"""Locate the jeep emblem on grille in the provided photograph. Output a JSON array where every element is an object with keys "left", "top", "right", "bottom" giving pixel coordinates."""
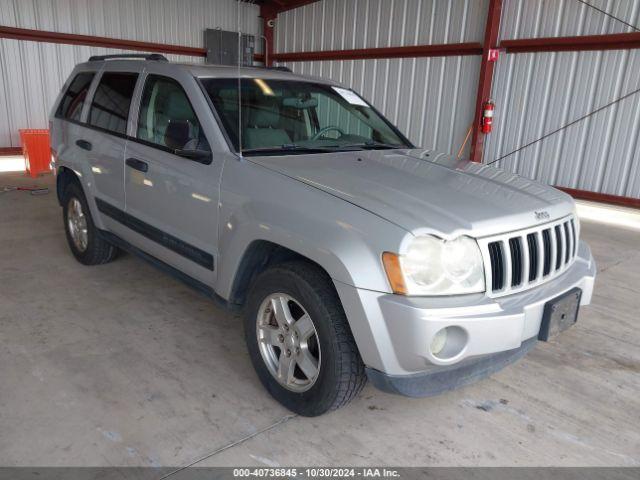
[{"left": 535, "top": 210, "right": 550, "bottom": 221}]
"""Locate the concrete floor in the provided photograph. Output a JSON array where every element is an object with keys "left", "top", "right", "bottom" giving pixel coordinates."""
[{"left": 0, "top": 170, "right": 639, "bottom": 467}]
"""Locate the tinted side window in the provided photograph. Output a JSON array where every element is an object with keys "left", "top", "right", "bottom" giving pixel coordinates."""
[
  {"left": 137, "top": 75, "right": 210, "bottom": 152},
  {"left": 56, "top": 72, "right": 95, "bottom": 121},
  {"left": 88, "top": 72, "right": 138, "bottom": 135}
]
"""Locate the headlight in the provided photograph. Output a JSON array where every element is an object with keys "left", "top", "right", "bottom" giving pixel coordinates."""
[{"left": 382, "top": 235, "right": 485, "bottom": 296}]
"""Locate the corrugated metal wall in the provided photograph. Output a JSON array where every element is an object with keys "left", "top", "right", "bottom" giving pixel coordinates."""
[
  {"left": 0, "top": 0, "right": 260, "bottom": 147},
  {"left": 485, "top": 0, "right": 640, "bottom": 198},
  {"left": 499, "top": 0, "right": 639, "bottom": 38},
  {"left": 275, "top": 0, "right": 486, "bottom": 156}
]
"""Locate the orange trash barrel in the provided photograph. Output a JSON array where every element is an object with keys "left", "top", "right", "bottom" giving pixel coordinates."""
[{"left": 19, "top": 129, "right": 51, "bottom": 178}]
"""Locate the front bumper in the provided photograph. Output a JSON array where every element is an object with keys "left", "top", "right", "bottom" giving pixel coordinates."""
[{"left": 333, "top": 240, "right": 596, "bottom": 395}]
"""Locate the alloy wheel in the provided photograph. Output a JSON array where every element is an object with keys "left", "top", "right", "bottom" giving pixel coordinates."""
[
  {"left": 67, "top": 197, "right": 88, "bottom": 252},
  {"left": 256, "top": 293, "right": 321, "bottom": 392}
]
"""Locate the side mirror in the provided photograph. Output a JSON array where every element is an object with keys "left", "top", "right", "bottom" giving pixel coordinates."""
[{"left": 174, "top": 148, "right": 212, "bottom": 163}]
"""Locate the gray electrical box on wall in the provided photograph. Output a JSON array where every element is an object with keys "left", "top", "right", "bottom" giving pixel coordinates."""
[{"left": 204, "top": 29, "right": 255, "bottom": 66}]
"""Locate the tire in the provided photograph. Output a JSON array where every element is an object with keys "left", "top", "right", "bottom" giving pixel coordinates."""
[
  {"left": 62, "top": 181, "right": 118, "bottom": 265},
  {"left": 244, "top": 261, "right": 366, "bottom": 416}
]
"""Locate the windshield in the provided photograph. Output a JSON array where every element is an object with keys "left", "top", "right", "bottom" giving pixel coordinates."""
[{"left": 200, "top": 77, "right": 411, "bottom": 155}]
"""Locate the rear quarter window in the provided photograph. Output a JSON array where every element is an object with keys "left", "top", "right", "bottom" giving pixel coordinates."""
[
  {"left": 88, "top": 72, "right": 139, "bottom": 135},
  {"left": 56, "top": 72, "right": 95, "bottom": 121}
]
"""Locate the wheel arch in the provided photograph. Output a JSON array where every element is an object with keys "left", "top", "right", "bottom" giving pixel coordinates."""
[
  {"left": 228, "top": 239, "right": 333, "bottom": 308},
  {"left": 56, "top": 165, "right": 107, "bottom": 231},
  {"left": 56, "top": 166, "right": 80, "bottom": 205}
]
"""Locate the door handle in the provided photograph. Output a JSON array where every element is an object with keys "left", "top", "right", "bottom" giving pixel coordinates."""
[
  {"left": 76, "top": 139, "right": 92, "bottom": 151},
  {"left": 126, "top": 157, "right": 148, "bottom": 173}
]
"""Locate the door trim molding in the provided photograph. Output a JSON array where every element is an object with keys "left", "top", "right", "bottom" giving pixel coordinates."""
[{"left": 95, "top": 198, "right": 214, "bottom": 271}]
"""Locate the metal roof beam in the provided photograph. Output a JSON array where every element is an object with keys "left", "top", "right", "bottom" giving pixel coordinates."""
[{"left": 501, "top": 32, "right": 640, "bottom": 53}]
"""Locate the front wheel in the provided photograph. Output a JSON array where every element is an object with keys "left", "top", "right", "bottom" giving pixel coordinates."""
[{"left": 244, "top": 262, "right": 366, "bottom": 416}]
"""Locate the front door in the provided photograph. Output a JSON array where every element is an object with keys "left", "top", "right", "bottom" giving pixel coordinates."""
[{"left": 123, "top": 73, "right": 221, "bottom": 285}]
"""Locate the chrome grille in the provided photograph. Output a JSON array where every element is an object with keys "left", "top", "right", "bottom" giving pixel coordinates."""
[{"left": 479, "top": 215, "right": 579, "bottom": 297}]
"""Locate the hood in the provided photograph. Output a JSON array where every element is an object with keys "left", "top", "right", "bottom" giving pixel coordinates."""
[{"left": 248, "top": 149, "right": 574, "bottom": 237}]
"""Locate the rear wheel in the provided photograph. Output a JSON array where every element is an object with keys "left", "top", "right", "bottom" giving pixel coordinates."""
[
  {"left": 63, "top": 182, "right": 118, "bottom": 265},
  {"left": 244, "top": 261, "right": 366, "bottom": 416}
]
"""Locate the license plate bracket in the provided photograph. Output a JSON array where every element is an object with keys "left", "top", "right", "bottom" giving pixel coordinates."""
[{"left": 538, "top": 287, "right": 582, "bottom": 341}]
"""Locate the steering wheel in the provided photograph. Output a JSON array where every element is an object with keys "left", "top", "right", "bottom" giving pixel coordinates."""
[{"left": 312, "top": 126, "right": 345, "bottom": 141}]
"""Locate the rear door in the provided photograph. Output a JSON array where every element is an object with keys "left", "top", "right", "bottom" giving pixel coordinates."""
[
  {"left": 81, "top": 64, "right": 141, "bottom": 235},
  {"left": 50, "top": 68, "right": 97, "bottom": 184},
  {"left": 123, "top": 71, "right": 222, "bottom": 285}
]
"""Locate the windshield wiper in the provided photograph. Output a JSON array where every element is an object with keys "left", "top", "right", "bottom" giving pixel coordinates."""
[
  {"left": 242, "top": 144, "right": 336, "bottom": 155},
  {"left": 242, "top": 141, "right": 406, "bottom": 156},
  {"left": 324, "top": 141, "right": 405, "bottom": 151}
]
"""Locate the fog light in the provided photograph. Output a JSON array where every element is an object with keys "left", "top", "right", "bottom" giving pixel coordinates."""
[
  {"left": 429, "top": 326, "right": 469, "bottom": 360},
  {"left": 430, "top": 328, "right": 448, "bottom": 356}
]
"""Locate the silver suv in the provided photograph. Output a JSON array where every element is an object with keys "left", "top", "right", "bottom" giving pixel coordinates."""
[{"left": 50, "top": 55, "right": 596, "bottom": 416}]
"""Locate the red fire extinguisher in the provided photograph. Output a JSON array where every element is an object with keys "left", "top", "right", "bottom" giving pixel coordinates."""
[{"left": 481, "top": 100, "right": 494, "bottom": 134}]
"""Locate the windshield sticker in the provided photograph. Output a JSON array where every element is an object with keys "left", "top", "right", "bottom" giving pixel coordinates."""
[{"left": 332, "top": 87, "right": 369, "bottom": 107}]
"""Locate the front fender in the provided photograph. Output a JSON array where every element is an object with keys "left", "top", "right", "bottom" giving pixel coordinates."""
[{"left": 215, "top": 159, "right": 410, "bottom": 299}]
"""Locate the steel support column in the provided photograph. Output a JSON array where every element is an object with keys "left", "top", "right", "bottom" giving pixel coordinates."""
[
  {"left": 469, "top": 0, "right": 503, "bottom": 163},
  {"left": 260, "top": 4, "right": 276, "bottom": 67}
]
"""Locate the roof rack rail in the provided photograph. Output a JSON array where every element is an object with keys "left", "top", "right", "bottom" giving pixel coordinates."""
[{"left": 88, "top": 53, "right": 168, "bottom": 62}]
